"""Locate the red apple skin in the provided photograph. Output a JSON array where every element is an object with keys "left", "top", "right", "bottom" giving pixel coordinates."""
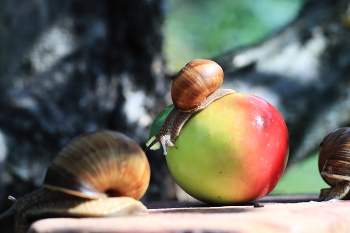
[{"left": 165, "top": 93, "right": 289, "bottom": 204}]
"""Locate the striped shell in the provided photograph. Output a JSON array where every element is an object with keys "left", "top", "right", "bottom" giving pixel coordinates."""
[
  {"left": 171, "top": 59, "right": 224, "bottom": 112},
  {"left": 319, "top": 127, "right": 350, "bottom": 186},
  {"left": 43, "top": 130, "right": 150, "bottom": 200}
]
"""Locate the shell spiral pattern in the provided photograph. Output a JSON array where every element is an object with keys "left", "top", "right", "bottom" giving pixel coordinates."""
[
  {"left": 43, "top": 130, "right": 150, "bottom": 200},
  {"left": 171, "top": 59, "right": 224, "bottom": 112}
]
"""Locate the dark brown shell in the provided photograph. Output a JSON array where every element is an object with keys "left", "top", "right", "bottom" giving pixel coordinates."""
[
  {"left": 42, "top": 130, "right": 150, "bottom": 200},
  {"left": 319, "top": 127, "right": 350, "bottom": 186},
  {"left": 171, "top": 59, "right": 224, "bottom": 112}
]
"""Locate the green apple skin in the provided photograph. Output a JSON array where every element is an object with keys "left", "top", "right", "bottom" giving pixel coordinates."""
[{"left": 166, "top": 93, "right": 289, "bottom": 204}]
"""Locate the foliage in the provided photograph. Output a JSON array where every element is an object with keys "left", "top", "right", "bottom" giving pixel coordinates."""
[{"left": 163, "top": 0, "right": 309, "bottom": 72}]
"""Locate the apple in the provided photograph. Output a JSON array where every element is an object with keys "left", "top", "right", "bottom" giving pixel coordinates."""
[{"left": 165, "top": 93, "right": 289, "bottom": 204}]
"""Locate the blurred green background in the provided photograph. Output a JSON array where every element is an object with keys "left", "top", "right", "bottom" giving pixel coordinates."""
[
  {"left": 164, "top": 0, "right": 309, "bottom": 72},
  {"left": 270, "top": 152, "right": 327, "bottom": 195},
  {"left": 163, "top": 0, "right": 329, "bottom": 195}
]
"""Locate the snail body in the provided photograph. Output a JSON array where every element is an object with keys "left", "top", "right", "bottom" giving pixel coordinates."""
[
  {"left": 318, "top": 127, "right": 350, "bottom": 201},
  {"left": 1, "top": 130, "right": 150, "bottom": 232},
  {"left": 146, "top": 59, "right": 235, "bottom": 154}
]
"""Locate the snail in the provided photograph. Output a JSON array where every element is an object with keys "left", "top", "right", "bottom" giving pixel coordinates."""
[
  {"left": 146, "top": 59, "right": 235, "bottom": 155},
  {"left": 318, "top": 127, "right": 350, "bottom": 201},
  {"left": 0, "top": 130, "right": 150, "bottom": 232}
]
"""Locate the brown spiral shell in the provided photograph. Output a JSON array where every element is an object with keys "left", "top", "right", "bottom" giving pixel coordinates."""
[
  {"left": 319, "top": 127, "right": 350, "bottom": 186},
  {"left": 42, "top": 130, "right": 150, "bottom": 200},
  {"left": 171, "top": 59, "right": 224, "bottom": 112}
]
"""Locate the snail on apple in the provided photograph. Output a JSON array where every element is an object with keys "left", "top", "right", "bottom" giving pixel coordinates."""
[
  {"left": 146, "top": 59, "right": 235, "bottom": 155},
  {"left": 147, "top": 59, "right": 289, "bottom": 204}
]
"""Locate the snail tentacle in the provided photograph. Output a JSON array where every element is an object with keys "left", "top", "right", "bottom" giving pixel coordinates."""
[{"left": 8, "top": 195, "right": 18, "bottom": 202}]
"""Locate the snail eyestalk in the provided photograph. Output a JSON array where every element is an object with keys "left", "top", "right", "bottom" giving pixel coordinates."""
[
  {"left": 8, "top": 195, "right": 17, "bottom": 202},
  {"left": 160, "top": 135, "right": 177, "bottom": 155}
]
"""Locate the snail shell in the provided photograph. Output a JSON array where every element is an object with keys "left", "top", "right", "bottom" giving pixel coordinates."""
[
  {"left": 171, "top": 59, "right": 224, "bottom": 112},
  {"left": 1, "top": 130, "right": 150, "bottom": 231},
  {"left": 318, "top": 127, "right": 350, "bottom": 200},
  {"left": 43, "top": 129, "right": 150, "bottom": 200}
]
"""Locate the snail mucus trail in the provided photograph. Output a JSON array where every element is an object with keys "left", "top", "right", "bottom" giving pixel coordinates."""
[
  {"left": 0, "top": 130, "right": 150, "bottom": 232},
  {"left": 145, "top": 59, "right": 236, "bottom": 155},
  {"left": 318, "top": 127, "right": 350, "bottom": 201}
]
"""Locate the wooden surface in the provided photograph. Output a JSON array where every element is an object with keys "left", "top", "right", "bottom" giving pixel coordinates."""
[{"left": 26, "top": 195, "right": 350, "bottom": 233}]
